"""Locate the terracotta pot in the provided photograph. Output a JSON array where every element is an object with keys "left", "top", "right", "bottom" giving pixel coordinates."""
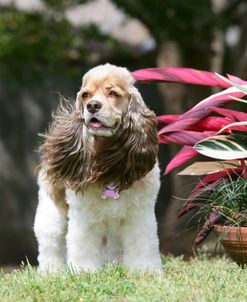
[{"left": 214, "top": 225, "right": 247, "bottom": 267}]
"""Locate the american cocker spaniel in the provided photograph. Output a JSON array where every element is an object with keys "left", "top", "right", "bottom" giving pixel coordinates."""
[{"left": 34, "top": 63, "right": 162, "bottom": 272}]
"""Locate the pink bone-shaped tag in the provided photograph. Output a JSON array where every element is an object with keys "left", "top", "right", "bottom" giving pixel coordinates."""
[{"left": 101, "top": 184, "right": 120, "bottom": 200}]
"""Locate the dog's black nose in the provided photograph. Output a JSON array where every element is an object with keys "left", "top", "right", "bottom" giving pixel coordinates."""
[{"left": 86, "top": 100, "right": 102, "bottom": 114}]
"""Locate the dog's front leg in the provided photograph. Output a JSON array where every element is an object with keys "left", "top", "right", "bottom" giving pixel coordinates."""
[
  {"left": 66, "top": 192, "right": 102, "bottom": 272},
  {"left": 121, "top": 204, "right": 163, "bottom": 273},
  {"left": 34, "top": 179, "right": 67, "bottom": 272}
]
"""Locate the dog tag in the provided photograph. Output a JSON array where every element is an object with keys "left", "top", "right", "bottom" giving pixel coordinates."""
[{"left": 101, "top": 184, "right": 120, "bottom": 200}]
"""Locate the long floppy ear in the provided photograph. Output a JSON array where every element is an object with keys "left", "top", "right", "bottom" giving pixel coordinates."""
[
  {"left": 94, "top": 86, "right": 159, "bottom": 190},
  {"left": 39, "top": 99, "right": 94, "bottom": 190},
  {"left": 121, "top": 87, "right": 159, "bottom": 183}
]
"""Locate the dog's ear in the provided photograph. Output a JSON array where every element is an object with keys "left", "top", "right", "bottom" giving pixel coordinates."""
[
  {"left": 121, "top": 86, "right": 159, "bottom": 183},
  {"left": 95, "top": 87, "right": 159, "bottom": 190},
  {"left": 39, "top": 100, "right": 93, "bottom": 190}
]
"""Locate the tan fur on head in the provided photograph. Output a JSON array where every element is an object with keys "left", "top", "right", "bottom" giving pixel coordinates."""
[
  {"left": 76, "top": 63, "right": 135, "bottom": 137},
  {"left": 39, "top": 64, "right": 159, "bottom": 191}
]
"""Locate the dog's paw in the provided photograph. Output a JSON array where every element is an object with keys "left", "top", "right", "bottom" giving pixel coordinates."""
[
  {"left": 67, "top": 262, "right": 101, "bottom": 273},
  {"left": 125, "top": 261, "right": 164, "bottom": 275},
  {"left": 134, "top": 266, "right": 164, "bottom": 275},
  {"left": 37, "top": 262, "right": 65, "bottom": 273}
]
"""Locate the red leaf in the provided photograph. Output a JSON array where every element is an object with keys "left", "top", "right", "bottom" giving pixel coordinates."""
[
  {"left": 188, "top": 116, "right": 233, "bottom": 132},
  {"left": 195, "top": 211, "right": 220, "bottom": 244},
  {"left": 160, "top": 89, "right": 245, "bottom": 134},
  {"left": 191, "top": 168, "right": 244, "bottom": 192},
  {"left": 209, "top": 107, "right": 247, "bottom": 122},
  {"left": 164, "top": 146, "right": 198, "bottom": 175},
  {"left": 157, "top": 114, "right": 180, "bottom": 125},
  {"left": 223, "top": 125, "right": 247, "bottom": 133},
  {"left": 227, "top": 74, "right": 247, "bottom": 85},
  {"left": 177, "top": 202, "right": 201, "bottom": 218},
  {"left": 157, "top": 115, "right": 180, "bottom": 131},
  {"left": 158, "top": 114, "right": 234, "bottom": 133},
  {"left": 159, "top": 130, "right": 215, "bottom": 145},
  {"left": 188, "top": 178, "right": 225, "bottom": 200},
  {"left": 132, "top": 68, "right": 231, "bottom": 87},
  {"left": 158, "top": 109, "right": 205, "bottom": 135}
]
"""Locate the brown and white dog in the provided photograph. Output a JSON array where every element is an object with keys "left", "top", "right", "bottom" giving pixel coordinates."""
[{"left": 34, "top": 63, "right": 162, "bottom": 272}]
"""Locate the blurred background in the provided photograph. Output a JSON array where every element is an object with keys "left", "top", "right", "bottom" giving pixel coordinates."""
[{"left": 0, "top": 0, "right": 247, "bottom": 267}]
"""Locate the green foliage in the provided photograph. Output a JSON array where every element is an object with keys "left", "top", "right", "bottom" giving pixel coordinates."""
[
  {"left": 42, "top": 0, "right": 87, "bottom": 10},
  {"left": 0, "top": 6, "right": 128, "bottom": 71},
  {"left": 112, "top": 0, "right": 217, "bottom": 50},
  {"left": 1, "top": 257, "right": 247, "bottom": 301},
  {"left": 196, "top": 174, "right": 247, "bottom": 227},
  {"left": 0, "top": 8, "right": 83, "bottom": 66},
  {"left": 1, "top": 0, "right": 245, "bottom": 70},
  {"left": 41, "top": 0, "right": 91, "bottom": 15}
]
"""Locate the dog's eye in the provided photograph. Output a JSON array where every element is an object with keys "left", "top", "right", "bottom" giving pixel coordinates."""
[
  {"left": 82, "top": 92, "right": 90, "bottom": 99},
  {"left": 109, "top": 91, "right": 120, "bottom": 98}
]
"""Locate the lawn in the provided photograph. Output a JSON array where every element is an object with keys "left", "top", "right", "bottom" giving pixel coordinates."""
[{"left": 1, "top": 256, "right": 247, "bottom": 302}]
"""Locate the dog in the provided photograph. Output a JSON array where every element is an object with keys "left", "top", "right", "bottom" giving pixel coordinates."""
[{"left": 34, "top": 63, "right": 163, "bottom": 272}]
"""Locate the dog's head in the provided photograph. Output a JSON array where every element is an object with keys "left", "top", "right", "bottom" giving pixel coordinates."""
[
  {"left": 41, "top": 64, "right": 159, "bottom": 190},
  {"left": 76, "top": 63, "right": 145, "bottom": 137}
]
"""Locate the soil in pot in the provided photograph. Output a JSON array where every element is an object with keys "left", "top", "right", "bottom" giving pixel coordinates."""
[{"left": 214, "top": 225, "right": 247, "bottom": 267}]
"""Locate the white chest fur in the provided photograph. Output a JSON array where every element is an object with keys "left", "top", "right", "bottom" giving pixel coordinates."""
[{"left": 34, "top": 163, "right": 163, "bottom": 272}]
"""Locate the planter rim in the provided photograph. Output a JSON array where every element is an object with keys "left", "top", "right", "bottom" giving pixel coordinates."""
[
  {"left": 214, "top": 224, "right": 247, "bottom": 267},
  {"left": 214, "top": 224, "right": 247, "bottom": 233}
]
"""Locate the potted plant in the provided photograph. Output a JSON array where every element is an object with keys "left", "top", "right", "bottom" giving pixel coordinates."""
[
  {"left": 180, "top": 127, "right": 247, "bottom": 265},
  {"left": 133, "top": 67, "right": 247, "bottom": 265},
  {"left": 188, "top": 84, "right": 247, "bottom": 265},
  {"left": 162, "top": 77, "right": 247, "bottom": 266}
]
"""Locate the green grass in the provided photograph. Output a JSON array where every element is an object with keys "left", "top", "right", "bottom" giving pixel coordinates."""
[{"left": 1, "top": 256, "right": 247, "bottom": 302}]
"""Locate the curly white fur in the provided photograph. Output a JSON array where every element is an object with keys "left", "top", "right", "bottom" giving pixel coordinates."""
[{"left": 34, "top": 163, "right": 162, "bottom": 272}]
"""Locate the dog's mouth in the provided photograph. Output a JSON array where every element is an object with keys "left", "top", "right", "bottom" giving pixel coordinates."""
[
  {"left": 89, "top": 118, "right": 104, "bottom": 129},
  {"left": 88, "top": 118, "right": 119, "bottom": 130}
]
